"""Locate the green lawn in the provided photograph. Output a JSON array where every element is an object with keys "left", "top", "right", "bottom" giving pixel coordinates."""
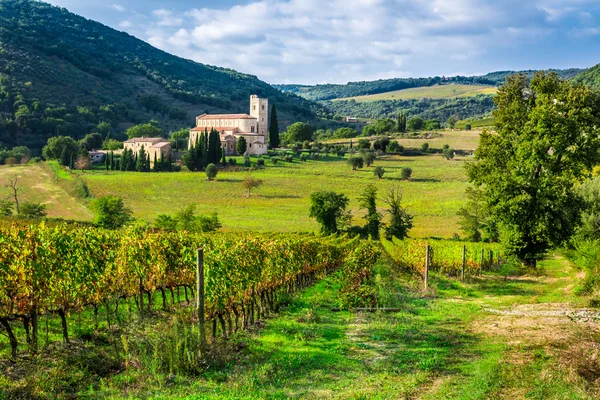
[
  {"left": 333, "top": 84, "right": 497, "bottom": 103},
  {"left": 81, "top": 154, "right": 470, "bottom": 238}
]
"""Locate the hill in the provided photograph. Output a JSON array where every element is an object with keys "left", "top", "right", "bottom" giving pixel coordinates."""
[
  {"left": 275, "top": 69, "right": 584, "bottom": 102},
  {"left": 573, "top": 63, "right": 600, "bottom": 88},
  {"left": 0, "top": 0, "right": 327, "bottom": 153},
  {"left": 333, "top": 84, "right": 498, "bottom": 103}
]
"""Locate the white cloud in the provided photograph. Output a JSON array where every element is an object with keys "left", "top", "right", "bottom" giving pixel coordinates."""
[
  {"left": 131, "top": 0, "right": 599, "bottom": 83},
  {"left": 118, "top": 20, "right": 133, "bottom": 29},
  {"left": 110, "top": 4, "right": 126, "bottom": 12}
]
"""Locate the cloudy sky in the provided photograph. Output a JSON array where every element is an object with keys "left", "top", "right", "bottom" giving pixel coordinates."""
[{"left": 45, "top": 0, "right": 600, "bottom": 84}]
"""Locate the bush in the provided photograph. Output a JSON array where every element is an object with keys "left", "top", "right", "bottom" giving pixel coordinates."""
[
  {"left": 442, "top": 148, "right": 455, "bottom": 160},
  {"left": 465, "top": 123, "right": 472, "bottom": 131},
  {"left": 310, "top": 153, "right": 320, "bottom": 160},
  {"left": 284, "top": 155, "right": 293, "bottom": 162},
  {"left": 421, "top": 143, "right": 429, "bottom": 153},
  {"left": 362, "top": 151, "right": 376, "bottom": 167},
  {"left": 401, "top": 167, "right": 412, "bottom": 180},
  {"left": 90, "top": 196, "right": 133, "bottom": 229},
  {"left": 228, "top": 158, "right": 237, "bottom": 166},
  {"left": 386, "top": 141, "right": 403, "bottom": 153},
  {"left": 19, "top": 202, "right": 47, "bottom": 219},
  {"left": 300, "top": 153, "right": 308, "bottom": 162},
  {"left": 205, "top": 163, "right": 218, "bottom": 180},
  {"left": 374, "top": 166, "right": 385, "bottom": 179},
  {"left": 271, "top": 157, "right": 279, "bottom": 165},
  {"left": 348, "top": 155, "right": 364, "bottom": 170},
  {"left": 243, "top": 155, "right": 251, "bottom": 167},
  {"left": 257, "top": 157, "right": 265, "bottom": 167}
]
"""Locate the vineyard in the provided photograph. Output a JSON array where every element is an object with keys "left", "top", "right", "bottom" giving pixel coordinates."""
[
  {"left": 0, "top": 223, "right": 380, "bottom": 359},
  {"left": 382, "top": 237, "right": 503, "bottom": 278}
]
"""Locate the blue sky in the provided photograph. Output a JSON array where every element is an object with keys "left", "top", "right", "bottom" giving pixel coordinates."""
[{"left": 45, "top": 0, "right": 600, "bottom": 85}]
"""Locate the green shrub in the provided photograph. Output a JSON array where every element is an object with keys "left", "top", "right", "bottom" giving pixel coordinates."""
[
  {"left": 401, "top": 167, "right": 412, "bottom": 180},
  {"left": 257, "top": 157, "right": 265, "bottom": 167},
  {"left": 205, "top": 163, "right": 218, "bottom": 180},
  {"left": 374, "top": 166, "right": 385, "bottom": 179},
  {"left": 300, "top": 153, "right": 308, "bottom": 162}
]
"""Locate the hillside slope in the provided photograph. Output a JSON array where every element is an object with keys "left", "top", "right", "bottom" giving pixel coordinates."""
[
  {"left": 276, "top": 69, "right": 584, "bottom": 102},
  {"left": 573, "top": 63, "right": 600, "bottom": 88},
  {"left": 0, "top": 0, "right": 325, "bottom": 152}
]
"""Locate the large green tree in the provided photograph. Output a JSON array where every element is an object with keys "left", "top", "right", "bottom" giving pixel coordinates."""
[
  {"left": 42, "top": 136, "right": 80, "bottom": 166},
  {"left": 125, "top": 122, "right": 163, "bottom": 139},
  {"left": 284, "top": 122, "right": 313, "bottom": 143},
  {"left": 236, "top": 136, "right": 247, "bottom": 155},
  {"left": 467, "top": 72, "right": 600, "bottom": 267},
  {"left": 309, "top": 191, "right": 350, "bottom": 235},
  {"left": 358, "top": 185, "right": 381, "bottom": 240},
  {"left": 269, "top": 104, "right": 280, "bottom": 148},
  {"left": 90, "top": 196, "right": 133, "bottom": 229}
]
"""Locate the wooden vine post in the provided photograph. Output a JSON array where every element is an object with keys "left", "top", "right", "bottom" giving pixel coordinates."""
[
  {"left": 461, "top": 245, "right": 466, "bottom": 281},
  {"left": 480, "top": 249, "right": 484, "bottom": 273},
  {"left": 196, "top": 248, "right": 206, "bottom": 349},
  {"left": 424, "top": 245, "right": 430, "bottom": 289}
]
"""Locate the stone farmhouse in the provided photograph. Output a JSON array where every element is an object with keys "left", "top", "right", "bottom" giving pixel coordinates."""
[
  {"left": 189, "top": 95, "right": 269, "bottom": 156},
  {"left": 123, "top": 137, "right": 172, "bottom": 166}
]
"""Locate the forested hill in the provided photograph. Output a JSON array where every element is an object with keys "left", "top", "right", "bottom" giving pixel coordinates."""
[
  {"left": 0, "top": 0, "right": 325, "bottom": 152},
  {"left": 573, "top": 63, "right": 600, "bottom": 88},
  {"left": 276, "top": 69, "right": 584, "bottom": 101}
]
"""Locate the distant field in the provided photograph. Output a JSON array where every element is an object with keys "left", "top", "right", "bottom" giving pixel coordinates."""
[
  {"left": 325, "top": 129, "right": 483, "bottom": 151},
  {"left": 333, "top": 84, "right": 497, "bottom": 102},
  {"left": 0, "top": 165, "right": 93, "bottom": 221},
  {"left": 80, "top": 154, "right": 470, "bottom": 238}
]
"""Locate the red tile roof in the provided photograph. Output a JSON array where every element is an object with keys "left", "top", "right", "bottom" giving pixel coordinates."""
[
  {"left": 190, "top": 127, "right": 240, "bottom": 132},
  {"left": 197, "top": 114, "right": 255, "bottom": 120},
  {"left": 124, "top": 137, "right": 167, "bottom": 144}
]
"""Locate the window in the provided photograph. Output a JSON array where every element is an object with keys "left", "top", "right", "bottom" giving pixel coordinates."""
[
  {"left": 253, "top": 105, "right": 256, "bottom": 111},
  {"left": 249, "top": 143, "right": 252, "bottom": 147},
  {"left": 251, "top": 126, "right": 255, "bottom": 133},
  {"left": 262, "top": 105, "right": 265, "bottom": 110}
]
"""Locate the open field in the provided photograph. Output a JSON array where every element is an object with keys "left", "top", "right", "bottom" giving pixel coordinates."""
[
  {"left": 333, "top": 84, "right": 498, "bottom": 102},
  {"left": 80, "top": 154, "right": 470, "bottom": 238},
  {"left": 0, "top": 164, "right": 93, "bottom": 221}
]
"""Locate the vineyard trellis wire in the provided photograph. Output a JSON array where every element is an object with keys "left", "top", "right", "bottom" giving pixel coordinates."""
[
  {"left": 0, "top": 223, "right": 380, "bottom": 359},
  {"left": 382, "top": 237, "right": 503, "bottom": 282}
]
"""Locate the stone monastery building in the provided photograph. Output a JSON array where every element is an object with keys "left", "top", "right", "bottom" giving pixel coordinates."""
[{"left": 189, "top": 95, "right": 269, "bottom": 156}]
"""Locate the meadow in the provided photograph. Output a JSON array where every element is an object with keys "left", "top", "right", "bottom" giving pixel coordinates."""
[
  {"left": 80, "top": 153, "right": 471, "bottom": 238},
  {"left": 333, "top": 84, "right": 498, "bottom": 102}
]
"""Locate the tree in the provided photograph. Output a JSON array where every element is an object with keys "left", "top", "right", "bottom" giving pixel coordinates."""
[
  {"left": 467, "top": 72, "right": 600, "bottom": 267},
  {"left": 447, "top": 115, "right": 458, "bottom": 129},
  {"left": 421, "top": 143, "right": 429, "bottom": 153},
  {"left": 373, "top": 137, "right": 390, "bottom": 152},
  {"left": 6, "top": 176, "right": 20, "bottom": 214},
  {"left": 309, "top": 191, "right": 350, "bottom": 235},
  {"left": 90, "top": 196, "right": 133, "bottom": 229},
  {"left": 401, "top": 167, "right": 412, "bottom": 180},
  {"left": 75, "top": 155, "right": 91, "bottom": 170},
  {"left": 374, "top": 166, "right": 385, "bottom": 179},
  {"left": 359, "top": 184, "right": 381, "bottom": 239},
  {"left": 125, "top": 123, "right": 163, "bottom": 139},
  {"left": 97, "top": 121, "right": 112, "bottom": 137},
  {"left": 387, "top": 141, "right": 403, "bottom": 153},
  {"left": 357, "top": 139, "right": 371, "bottom": 150},
  {"left": 170, "top": 128, "right": 189, "bottom": 151},
  {"left": 154, "top": 214, "right": 177, "bottom": 231},
  {"left": 205, "top": 163, "right": 218, "bottom": 181},
  {"left": 236, "top": 136, "right": 247, "bottom": 155},
  {"left": 465, "top": 123, "right": 472, "bottom": 131},
  {"left": 269, "top": 104, "right": 280, "bottom": 148},
  {"left": 407, "top": 116, "right": 424, "bottom": 131},
  {"left": 384, "top": 186, "right": 413, "bottom": 240},
  {"left": 347, "top": 155, "right": 364, "bottom": 170},
  {"left": 43, "top": 136, "right": 79, "bottom": 166},
  {"left": 18, "top": 202, "right": 47, "bottom": 219},
  {"left": 362, "top": 151, "right": 376, "bottom": 167},
  {"left": 442, "top": 147, "right": 455, "bottom": 160},
  {"left": 79, "top": 133, "right": 103, "bottom": 151},
  {"left": 136, "top": 146, "right": 147, "bottom": 172},
  {"left": 102, "top": 139, "right": 123, "bottom": 151},
  {"left": 242, "top": 175, "right": 263, "bottom": 197},
  {"left": 397, "top": 112, "right": 407, "bottom": 132},
  {"left": 284, "top": 122, "right": 313, "bottom": 143}
]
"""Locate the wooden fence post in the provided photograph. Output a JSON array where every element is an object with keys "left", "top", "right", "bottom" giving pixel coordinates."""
[
  {"left": 461, "top": 245, "right": 466, "bottom": 281},
  {"left": 196, "top": 248, "right": 206, "bottom": 349},
  {"left": 425, "top": 245, "right": 430, "bottom": 289},
  {"left": 139, "top": 277, "right": 144, "bottom": 317},
  {"left": 480, "top": 249, "right": 484, "bottom": 273}
]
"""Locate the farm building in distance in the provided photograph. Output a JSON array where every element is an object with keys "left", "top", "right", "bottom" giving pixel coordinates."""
[
  {"left": 189, "top": 95, "right": 269, "bottom": 156},
  {"left": 123, "top": 137, "right": 172, "bottom": 166}
]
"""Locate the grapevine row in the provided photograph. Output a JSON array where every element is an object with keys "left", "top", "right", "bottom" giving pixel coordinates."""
[{"left": 0, "top": 223, "right": 378, "bottom": 358}]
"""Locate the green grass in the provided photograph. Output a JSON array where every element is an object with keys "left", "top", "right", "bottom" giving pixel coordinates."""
[
  {"left": 333, "top": 84, "right": 497, "bottom": 103},
  {"left": 0, "top": 164, "right": 93, "bottom": 220},
  {"left": 80, "top": 154, "right": 471, "bottom": 238}
]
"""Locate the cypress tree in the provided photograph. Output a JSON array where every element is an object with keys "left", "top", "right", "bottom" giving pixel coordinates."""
[
  {"left": 120, "top": 150, "right": 127, "bottom": 171},
  {"left": 153, "top": 152, "right": 158, "bottom": 172},
  {"left": 221, "top": 148, "right": 226, "bottom": 165},
  {"left": 146, "top": 154, "right": 151, "bottom": 172},
  {"left": 128, "top": 149, "right": 136, "bottom": 171},
  {"left": 167, "top": 152, "right": 173, "bottom": 172},
  {"left": 269, "top": 104, "right": 280, "bottom": 148},
  {"left": 69, "top": 154, "right": 74, "bottom": 170},
  {"left": 105, "top": 153, "right": 109, "bottom": 170}
]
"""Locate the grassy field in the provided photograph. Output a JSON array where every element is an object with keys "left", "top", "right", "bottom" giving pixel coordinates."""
[
  {"left": 333, "top": 84, "right": 498, "bottom": 103},
  {"left": 80, "top": 154, "right": 470, "bottom": 238},
  {"left": 0, "top": 164, "right": 93, "bottom": 221}
]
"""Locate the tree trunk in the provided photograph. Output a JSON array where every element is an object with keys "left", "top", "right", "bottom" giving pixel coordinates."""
[
  {"left": 58, "top": 308, "right": 69, "bottom": 343},
  {"left": 0, "top": 318, "right": 18, "bottom": 359},
  {"left": 31, "top": 309, "right": 38, "bottom": 353},
  {"left": 218, "top": 313, "right": 228, "bottom": 340},
  {"left": 160, "top": 287, "right": 167, "bottom": 310},
  {"left": 523, "top": 258, "right": 537, "bottom": 269}
]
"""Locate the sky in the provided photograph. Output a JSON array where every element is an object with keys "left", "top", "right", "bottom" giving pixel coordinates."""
[{"left": 45, "top": 0, "right": 600, "bottom": 85}]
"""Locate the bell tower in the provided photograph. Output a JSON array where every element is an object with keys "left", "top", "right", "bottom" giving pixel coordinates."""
[{"left": 250, "top": 95, "right": 269, "bottom": 136}]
